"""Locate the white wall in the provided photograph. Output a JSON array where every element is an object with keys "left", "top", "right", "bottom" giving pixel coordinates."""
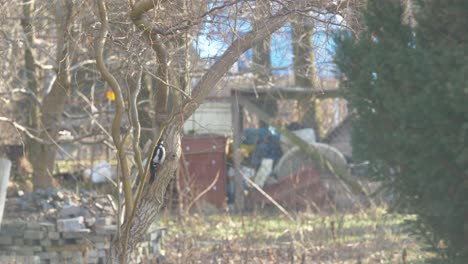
[{"left": 183, "top": 101, "right": 232, "bottom": 136}]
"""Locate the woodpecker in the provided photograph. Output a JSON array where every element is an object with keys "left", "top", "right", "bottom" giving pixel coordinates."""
[{"left": 149, "top": 139, "right": 166, "bottom": 183}]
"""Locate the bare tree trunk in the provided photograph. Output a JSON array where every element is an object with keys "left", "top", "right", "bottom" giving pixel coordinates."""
[
  {"left": 291, "top": 17, "right": 321, "bottom": 138},
  {"left": 252, "top": 0, "right": 272, "bottom": 87},
  {"left": 32, "top": 0, "right": 73, "bottom": 189},
  {"left": 251, "top": 0, "right": 278, "bottom": 125},
  {"left": 19, "top": 0, "right": 42, "bottom": 179},
  {"left": 108, "top": 121, "right": 183, "bottom": 263}
]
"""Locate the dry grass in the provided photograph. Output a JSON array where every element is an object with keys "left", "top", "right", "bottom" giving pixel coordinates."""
[{"left": 160, "top": 207, "right": 432, "bottom": 264}]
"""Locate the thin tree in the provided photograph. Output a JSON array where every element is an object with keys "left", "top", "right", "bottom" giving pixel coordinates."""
[
  {"left": 292, "top": 15, "right": 321, "bottom": 138},
  {"left": 95, "top": 0, "right": 360, "bottom": 262}
]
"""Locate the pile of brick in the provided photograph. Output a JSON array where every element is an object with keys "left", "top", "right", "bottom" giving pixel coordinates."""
[
  {"left": 3, "top": 189, "right": 115, "bottom": 221},
  {"left": 0, "top": 189, "right": 165, "bottom": 263}
]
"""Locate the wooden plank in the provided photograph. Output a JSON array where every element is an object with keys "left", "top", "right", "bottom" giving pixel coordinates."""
[
  {"left": 231, "top": 92, "right": 244, "bottom": 212},
  {"left": 233, "top": 87, "right": 341, "bottom": 100}
]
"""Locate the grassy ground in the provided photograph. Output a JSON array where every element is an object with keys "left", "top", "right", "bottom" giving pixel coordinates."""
[{"left": 160, "top": 207, "right": 432, "bottom": 263}]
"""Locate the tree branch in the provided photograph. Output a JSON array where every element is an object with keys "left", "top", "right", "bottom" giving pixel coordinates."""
[
  {"left": 95, "top": 0, "right": 133, "bottom": 221},
  {"left": 185, "top": 6, "right": 292, "bottom": 119},
  {"left": 0, "top": 116, "right": 46, "bottom": 144},
  {"left": 130, "top": 0, "right": 170, "bottom": 119},
  {"left": 128, "top": 68, "right": 145, "bottom": 180}
]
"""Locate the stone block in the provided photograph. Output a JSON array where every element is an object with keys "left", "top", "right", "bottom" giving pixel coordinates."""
[
  {"left": 48, "top": 231, "right": 60, "bottom": 240},
  {"left": 39, "top": 251, "right": 59, "bottom": 260},
  {"left": 13, "top": 238, "right": 24, "bottom": 246},
  {"left": 16, "top": 245, "right": 42, "bottom": 253},
  {"left": 61, "top": 229, "right": 91, "bottom": 239},
  {"left": 88, "top": 235, "right": 109, "bottom": 243},
  {"left": 58, "top": 205, "right": 84, "bottom": 218},
  {"left": 0, "top": 236, "right": 12, "bottom": 245},
  {"left": 24, "top": 230, "right": 44, "bottom": 240},
  {"left": 40, "top": 222, "right": 56, "bottom": 232},
  {"left": 72, "top": 251, "right": 84, "bottom": 258},
  {"left": 24, "top": 238, "right": 41, "bottom": 246},
  {"left": 95, "top": 225, "right": 116, "bottom": 235},
  {"left": 85, "top": 216, "right": 96, "bottom": 227},
  {"left": 87, "top": 249, "right": 98, "bottom": 258},
  {"left": 0, "top": 223, "right": 26, "bottom": 237},
  {"left": 95, "top": 217, "right": 113, "bottom": 226},
  {"left": 49, "top": 259, "right": 61, "bottom": 264},
  {"left": 26, "top": 222, "right": 42, "bottom": 230},
  {"left": 1, "top": 255, "right": 40, "bottom": 264},
  {"left": 50, "top": 239, "right": 60, "bottom": 246},
  {"left": 87, "top": 257, "right": 99, "bottom": 264},
  {"left": 60, "top": 251, "right": 73, "bottom": 258},
  {"left": 57, "top": 217, "right": 85, "bottom": 232},
  {"left": 55, "top": 191, "right": 65, "bottom": 200},
  {"left": 62, "top": 238, "right": 77, "bottom": 245},
  {"left": 94, "top": 241, "right": 110, "bottom": 250},
  {"left": 40, "top": 239, "right": 52, "bottom": 247},
  {"left": 0, "top": 245, "right": 20, "bottom": 251}
]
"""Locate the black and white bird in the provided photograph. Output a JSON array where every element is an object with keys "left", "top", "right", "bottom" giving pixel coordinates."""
[{"left": 149, "top": 139, "right": 166, "bottom": 183}]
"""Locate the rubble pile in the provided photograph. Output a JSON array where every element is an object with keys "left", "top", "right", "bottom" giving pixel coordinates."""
[
  {"left": 4, "top": 188, "right": 116, "bottom": 222},
  {"left": 0, "top": 189, "right": 165, "bottom": 264}
]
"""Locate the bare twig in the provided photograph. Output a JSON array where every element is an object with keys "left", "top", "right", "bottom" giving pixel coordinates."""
[
  {"left": 0, "top": 116, "right": 46, "bottom": 144},
  {"left": 142, "top": 68, "right": 191, "bottom": 99},
  {"left": 186, "top": 171, "right": 221, "bottom": 213},
  {"left": 70, "top": 59, "right": 96, "bottom": 71},
  {"left": 75, "top": 90, "right": 113, "bottom": 140},
  {"left": 242, "top": 173, "right": 295, "bottom": 222}
]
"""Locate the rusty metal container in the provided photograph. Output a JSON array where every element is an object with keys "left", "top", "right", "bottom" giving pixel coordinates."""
[
  {"left": 248, "top": 166, "right": 327, "bottom": 211},
  {"left": 179, "top": 135, "right": 228, "bottom": 209}
]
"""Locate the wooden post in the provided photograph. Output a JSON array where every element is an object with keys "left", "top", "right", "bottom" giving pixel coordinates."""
[
  {"left": 231, "top": 91, "right": 244, "bottom": 212},
  {"left": 0, "top": 158, "right": 12, "bottom": 229}
]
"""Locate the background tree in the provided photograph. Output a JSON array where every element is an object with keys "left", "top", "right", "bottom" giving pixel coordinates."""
[
  {"left": 335, "top": 0, "right": 468, "bottom": 262},
  {"left": 252, "top": 0, "right": 272, "bottom": 87},
  {"left": 0, "top": 0, "right": 76, "bottom": 189},
  {"left": 29, "top": 0, "right": 74, "bottom": 189},
  {"left": 291, "top": 15, "right": 321, "bottom": 137},
  {"left": 1, "top": 1, "right": 111, "bottom": 189},
  {"left": 19, "top": 0, "right": 41, "bottom": 173},
  {"left": 251, "top": 0, "right": 278, "bottom": 126}
]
